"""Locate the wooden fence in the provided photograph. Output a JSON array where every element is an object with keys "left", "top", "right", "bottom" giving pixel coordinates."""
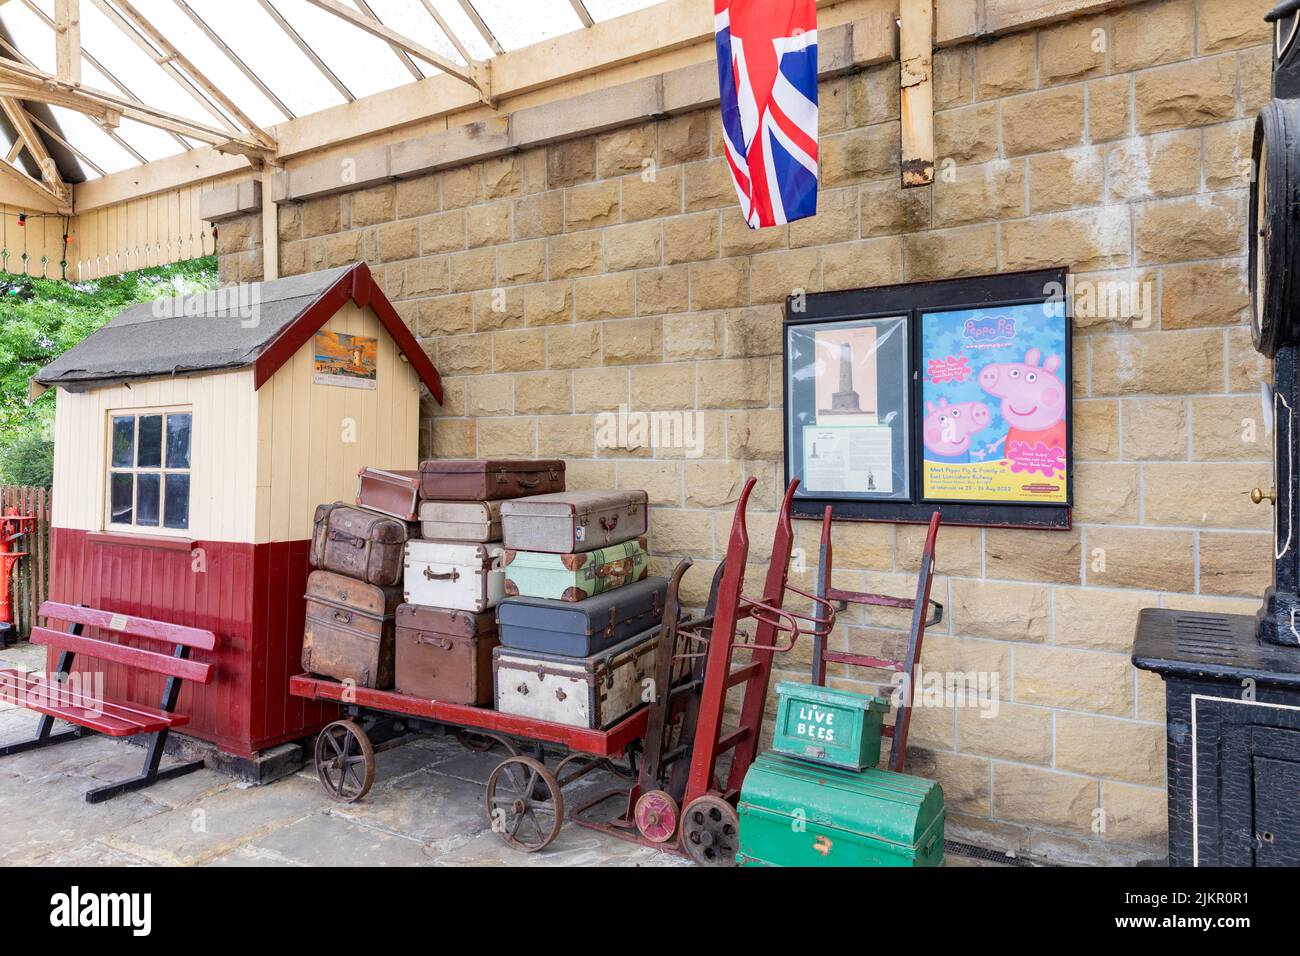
[{"left": 2, "top": 485, "right": 51, "bottom": 640}]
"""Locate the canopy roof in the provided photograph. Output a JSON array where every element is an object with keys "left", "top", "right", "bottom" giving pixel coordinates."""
[
  {"left": 0, "top": 0, "right": 665, "bottom": 205},
  {"left": 35, "top": 261, "right": 444, "bottom": 400}
]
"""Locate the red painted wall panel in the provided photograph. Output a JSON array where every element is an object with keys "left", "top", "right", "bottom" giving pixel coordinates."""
[{"left": 48, "top": 528, "right": 334, "bottom": 757}]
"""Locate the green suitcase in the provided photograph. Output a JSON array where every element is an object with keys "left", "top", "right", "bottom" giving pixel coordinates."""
[
  {"left": 502, "top": 536, "right": 648, "bottom": 602},
  {"left": 737, "top": 752, "right": 945, "bottom": 868},
  {"left": 772, "top": 681, "right": 890, "bottom": 771}
]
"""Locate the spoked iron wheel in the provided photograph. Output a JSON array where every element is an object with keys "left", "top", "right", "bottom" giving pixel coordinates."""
[
  {"left": 455, "top": 728, "right": 518, "bottom": 755},
  {"left": 315, "top": 719, "right": 375, "bottom": 804},
  {"left": 486, "top": 755, "right": 564, "bottom": 852},
  {"left": 681, "top": 794, "right": 740, "bottom": 866}
]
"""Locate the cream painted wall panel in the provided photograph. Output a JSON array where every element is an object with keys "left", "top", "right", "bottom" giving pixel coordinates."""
[
  {"left": 50, "top": 368, "right": 259, "bottom": 543},
  {"left": 254, "top": 301, "right": 421, "bottom": 544}
]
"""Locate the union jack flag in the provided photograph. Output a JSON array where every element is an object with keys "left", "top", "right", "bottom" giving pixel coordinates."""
[{"left": 714, "top": 0, "right": 819, "bottom": 229}]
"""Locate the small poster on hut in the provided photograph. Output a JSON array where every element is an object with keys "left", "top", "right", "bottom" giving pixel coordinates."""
[
  {"left": 920, "top": 301, "right": 1069, "bottom": 504},
  {"left": 313, "top": 331, "right": 378, "bottom": 389}
]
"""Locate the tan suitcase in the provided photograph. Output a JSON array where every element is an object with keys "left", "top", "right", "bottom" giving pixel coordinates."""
[{"left": 302, "top": 570, "right": 402, "bottom": 689}]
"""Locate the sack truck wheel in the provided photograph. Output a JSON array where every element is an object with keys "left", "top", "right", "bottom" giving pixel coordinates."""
[
  {"left": 315, "top": 719, "right": 376, "bottom": 804},
  {"left": 486, "top": 755, "right": 564, "bottom": 853},
  {"left": 680, "top": 794, "right": 740, "bottom": 866}
]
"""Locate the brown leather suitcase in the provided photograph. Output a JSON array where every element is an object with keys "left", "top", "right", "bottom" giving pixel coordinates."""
[
  {"left": 394, "top": 604, "right": 498, "bottom": 705},
  {"left": 356, "top": 468, "right": 422, "bottom": 520},
  {"left": 418, "top": 459, "right": 565, "bottom": 501},
  {"left": 310, "top": 502, "right": 411, "bottom": 587},
  {"left": 302, "top": 570, "right": 402, "bottom": 689}
]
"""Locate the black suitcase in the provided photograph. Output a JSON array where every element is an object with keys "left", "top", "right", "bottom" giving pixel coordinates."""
[{"left": 495, "top": 576, "right": 668, "bottom": 657}]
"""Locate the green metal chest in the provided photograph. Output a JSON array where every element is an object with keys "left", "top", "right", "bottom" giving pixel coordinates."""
[
  {"left": 737, "top": 753, "right": 945, "bottom": 867},
  {"left": 772, "top": 681, "right": 889, "bottom": 770}
]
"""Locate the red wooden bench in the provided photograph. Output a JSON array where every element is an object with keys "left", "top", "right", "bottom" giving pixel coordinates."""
[
  {"left": 811, "top": 509, "right": 944, "bottom": 774},
  {"left": 0, "top": 601, "right": 216, "bottom": 803}
]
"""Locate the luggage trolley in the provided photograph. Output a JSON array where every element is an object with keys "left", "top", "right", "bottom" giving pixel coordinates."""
[{"left": 289, "top": 477, "right": 832, "bottom": 863}]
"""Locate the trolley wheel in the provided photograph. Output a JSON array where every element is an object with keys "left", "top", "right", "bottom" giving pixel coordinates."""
[
  {"left": 455, "top": 728, "right": 518, "bottom": 755},
  {"left": 634, "top": 789, "right": 679, "bottom": 843},
  {"left": 680, "top": 794, "right": 740, "bottom": 866},
  {"left": 315, "top": 719, "right": 375, "bottom": 804},
  {"left": 486, "top": 755, "right": 564, "bottom": 853}
]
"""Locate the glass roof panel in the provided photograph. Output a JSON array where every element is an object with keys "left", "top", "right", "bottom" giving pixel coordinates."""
[
  {"left": 186, "top": 0, "right": 347, "bottom": 117},
  {"left": 274, "top": 0, "right": 424, "bottom": 99},
  {"left": 75, "top": 1, "right": 234, "bottom": 130},
  {"left": 582, "top": 0, "right": 667, "bottom": 22},
  {"left": 367, "top": 0, "right": 467, "bottom": 77},
  {"left": 469, "top": 0, "right": 584, "bottom": 52},
  {"left": 1, "top": 0, "right": 667, "bottom": 185},
  {"left": 135, "top": 0, "right": 292, "bottom": 128},
  {"left": 428, "top": 0, "right": 493, "bottom": 61}
]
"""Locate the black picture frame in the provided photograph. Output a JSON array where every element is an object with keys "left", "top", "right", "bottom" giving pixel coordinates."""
[{"left": 783, "top": 268, "right": 1073, "bottom": 530}]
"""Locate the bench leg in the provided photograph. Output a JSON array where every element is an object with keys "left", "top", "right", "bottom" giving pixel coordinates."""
[
  {"left": 82, "top": 727, "right": 205, "bottom": 804},
  {"left": 85, "top": 759, "right": 205, "bottom": 804},
  {"left": 0, "top": 726, "right": 87, "bottom": 757}
]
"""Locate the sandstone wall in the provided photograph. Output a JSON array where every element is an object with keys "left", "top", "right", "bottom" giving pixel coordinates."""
[{"left": 219, "top": 0, "right": 1277, "bottom": 865}]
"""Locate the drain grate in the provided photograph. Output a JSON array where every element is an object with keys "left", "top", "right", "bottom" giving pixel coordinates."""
[{"left": 943, "top": 839, "right": 1053, "bottom": 867}]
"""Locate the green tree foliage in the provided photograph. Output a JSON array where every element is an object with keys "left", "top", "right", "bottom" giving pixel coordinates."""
[{"left": 0, "top": 257, "right": 218, "bottom": 486}]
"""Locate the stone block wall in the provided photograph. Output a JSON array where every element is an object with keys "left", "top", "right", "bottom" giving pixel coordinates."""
[{"left": 223, "top": 0, "right": 1277, "bottom": 864}]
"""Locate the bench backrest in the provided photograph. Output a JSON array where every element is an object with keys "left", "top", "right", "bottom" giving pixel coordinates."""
[{"left": 35, "top": 601, "right": 216, "bottom": 686}]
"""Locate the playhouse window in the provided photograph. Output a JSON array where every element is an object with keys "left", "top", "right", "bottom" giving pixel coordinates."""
[{"left": 107, "top": 410, "right": 192, "bottom": 532}]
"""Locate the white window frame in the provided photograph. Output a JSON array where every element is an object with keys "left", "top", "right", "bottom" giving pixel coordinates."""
[{"left": 104, "top": 405, "right": 194, "bottom": 535}]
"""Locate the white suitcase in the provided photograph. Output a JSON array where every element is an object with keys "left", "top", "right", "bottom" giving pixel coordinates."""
[
  {"left": 492, "top": 627, "right": 658, "bottom": 729},
  {"left": 418, "top": 500, "right": 502, "bottom": 542},
  {"left": 403, "top": 539, "right": 506, "bottom": 612}
]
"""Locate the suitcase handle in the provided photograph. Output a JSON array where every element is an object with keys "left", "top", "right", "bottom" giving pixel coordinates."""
[
  {"left": 516, "top": 473, "right": 542, "bottom": 488},
  {"left": 423, "top": 567, "right": 461, "bottom": 582},
  {"left": 415, "top": 634, "right": 452, "bottom": 649},
  {"left": 600, "top": 515, "right": 619, "bottom": 532},
  {"left": 333, "top": 609, "right": 353, "bottom": 625}
]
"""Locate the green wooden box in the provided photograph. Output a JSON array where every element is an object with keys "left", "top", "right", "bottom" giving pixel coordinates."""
[
  {"left": 737, "top": 752, "right": 945, "bottom": 868},
  {"left": 502, "top": 536, "right": 648, "bottom": 602},
  {"left": 772, "top": 681, "right": 889, "bottom": 770}
]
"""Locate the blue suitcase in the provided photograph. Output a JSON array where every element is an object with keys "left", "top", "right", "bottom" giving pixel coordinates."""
[{"left": 495, "top": 576, "right": 668, "bottom": 657}]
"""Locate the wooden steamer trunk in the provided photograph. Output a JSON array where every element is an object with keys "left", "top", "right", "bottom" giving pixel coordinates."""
[
  {"left": 302, "top": 570, "right": 403, "bottom": 689},
  {"left": 500, "top": 490, "right": 648, "bottom": 553},
  {"left": 503, "top": 537, "right": 648, "bottom": 601},
  {"left": 404, "top": 540, "right": 506, "bottom": 612},
  {"left": 493, "top": 626, "right": 660, "bottom": 729},
  {"left": 394, "top": 604, "right": 497, "bottom": 705}
]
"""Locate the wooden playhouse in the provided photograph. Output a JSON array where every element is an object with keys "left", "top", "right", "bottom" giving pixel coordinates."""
[{"left": 31, "top": 262, "right": 442, "bottom": 758}]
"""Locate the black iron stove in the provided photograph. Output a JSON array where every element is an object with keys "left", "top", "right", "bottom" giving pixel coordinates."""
[{"left": 1132, "top": 3, "right": 1300, "bottom": 867}]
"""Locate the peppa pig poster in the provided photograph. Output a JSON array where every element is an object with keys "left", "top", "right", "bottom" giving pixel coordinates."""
[{"left": 920, "top": 301, "right": 1069, "bottom": 504}]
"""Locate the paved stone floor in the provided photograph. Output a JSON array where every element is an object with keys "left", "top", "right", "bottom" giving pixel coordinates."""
[{"left": 0, "top": 641, "right": 998, "bottom": 867}]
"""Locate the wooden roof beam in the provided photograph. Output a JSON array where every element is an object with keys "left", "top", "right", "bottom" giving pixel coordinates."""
[
  {"left": 0, "top": 96, "right": 69, "bottom": 202},
  {"left": 0, "top": 156, "right": 70, "bottom": 213},
  {"left": 54, "top": 0, "right": 80, "bottom": 85},
  {"left": 0, "top": 58, "right": 266, "bottom": 155},
  {"left": 416, "top": 0, "right": 474, "bottom": 65},
  {"left": 18, "top": 0, "right": 192, "bottom": 151},
  {"left": 568, "top": 0, "right": 594, "bottom": 28}
]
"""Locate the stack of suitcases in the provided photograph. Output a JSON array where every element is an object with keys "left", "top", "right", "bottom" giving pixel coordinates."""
[
  {"left": 300, "top": 459, "right": 665, "bottom": 730},
  {"left": 493, "top": 490, "right": 667, "bottom": 729}
]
